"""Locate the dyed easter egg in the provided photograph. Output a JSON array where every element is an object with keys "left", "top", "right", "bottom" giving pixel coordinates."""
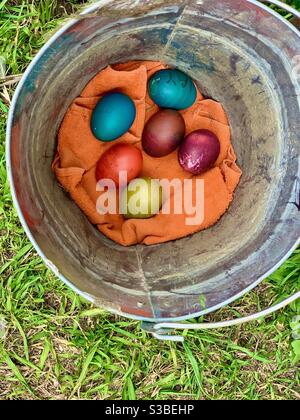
[
  {"left": 91, "top": 92, "right": 136, "bottom": 142},
  {"left": 120, "top": 177, "right": 163, "bottom": 219},
  {"left": 178, "top": 130, "right": 221, "bottom": 175},
  {"left": 148, "top": 69, "right": 197, "bottom": 110},
  {"left": 96, "top": 144, "right": 143, "bottom": 187},
  {"left": 142, "top": 109, "right": 185, "bottom": 157}
]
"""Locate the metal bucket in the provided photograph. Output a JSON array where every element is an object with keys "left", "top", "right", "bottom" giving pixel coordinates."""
[{"left": 6, "top": 0, "right": 300, "bottom": 340}]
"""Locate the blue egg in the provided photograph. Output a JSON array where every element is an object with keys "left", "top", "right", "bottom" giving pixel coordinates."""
[
  {"left": 91, "top": 92, "right": 136, "bottom": 142},
  {"left": 148, "top": 69, "right": 197, "bottom": 110}
]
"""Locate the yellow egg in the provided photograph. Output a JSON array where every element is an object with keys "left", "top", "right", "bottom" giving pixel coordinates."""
[{"left": 120, "top": 177, "right": 163, "bottom": 219}]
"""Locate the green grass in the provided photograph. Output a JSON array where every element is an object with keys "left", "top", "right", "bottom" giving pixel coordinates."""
[{"left": 0, "top": 0, "right": 299, "bottom": 400}]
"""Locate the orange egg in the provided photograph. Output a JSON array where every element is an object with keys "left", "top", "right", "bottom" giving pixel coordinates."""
[{"left": 96, "top": 144, "right": 143, "bottom": 187}]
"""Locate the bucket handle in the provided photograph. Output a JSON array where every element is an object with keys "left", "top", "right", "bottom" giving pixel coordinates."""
[
  {"left": 142, "top": 290, "right": 300, "bottom": 342},
  {"left": 260, "top": 0, "right": 300, "bottom": 19}
]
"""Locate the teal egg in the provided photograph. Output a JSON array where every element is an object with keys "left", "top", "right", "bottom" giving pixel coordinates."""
[
  {"left": 148, "top": 69, "right": 197, "bottom": 110},
  {"left": 91, "top": 92, "right": 136, "bottom": 142}
]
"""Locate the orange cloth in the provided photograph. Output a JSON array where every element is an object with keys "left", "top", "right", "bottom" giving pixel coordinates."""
[{"left": 53, "top": 61, "right": 242, "bottom": 246}]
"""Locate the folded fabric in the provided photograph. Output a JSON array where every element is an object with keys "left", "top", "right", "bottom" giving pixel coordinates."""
[{"left": 53, "top": 61, "right": 242, "bottom": 246}]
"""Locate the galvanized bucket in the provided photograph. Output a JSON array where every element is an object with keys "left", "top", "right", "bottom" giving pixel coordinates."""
[{"left": 6, "top": 0, "right": 300, "bottom": 341}]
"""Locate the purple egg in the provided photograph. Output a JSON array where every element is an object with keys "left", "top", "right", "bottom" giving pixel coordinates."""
[{"left": 178, "top": 130, "right": 221, "bottom": 175}]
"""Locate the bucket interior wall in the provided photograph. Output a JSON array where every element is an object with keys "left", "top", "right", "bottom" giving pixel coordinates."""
[{"left": 9, "top": 0, "right": 300, "bottom": 320}]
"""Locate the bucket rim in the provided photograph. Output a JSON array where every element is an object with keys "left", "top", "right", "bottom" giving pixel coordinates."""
[
  {"left": 6, "top": 0, "right": 300, "bottom": 323},
  {"left": 79, "top": 0, "right": 300, "bottom": 34}
]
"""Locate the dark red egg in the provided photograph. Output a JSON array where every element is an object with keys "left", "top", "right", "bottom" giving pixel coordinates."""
[
  {"left": 96, "top": 143, "right": 143, "bottom": 186},
  {"left": 142, "top": 109, "right": 185, "bottom": 157},
  {"left": 178, "top": 130, "right": 221, "bottom": 175}
]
